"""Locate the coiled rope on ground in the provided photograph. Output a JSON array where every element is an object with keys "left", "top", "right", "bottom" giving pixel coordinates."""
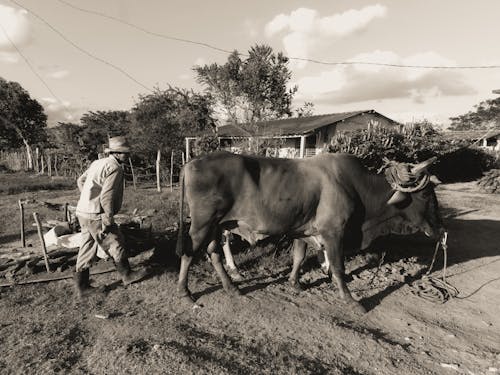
[{"left": 410, "top": 232, "right": 459, "bottom": 303}]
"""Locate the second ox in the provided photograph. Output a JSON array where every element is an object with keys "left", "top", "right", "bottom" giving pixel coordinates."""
[{"left": 176, "top": 151, "right": 443, "bottom": 313}]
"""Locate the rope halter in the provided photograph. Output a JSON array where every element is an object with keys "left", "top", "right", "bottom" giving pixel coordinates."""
[{"left": 381, "top": 157, "right": 437, "bottom": 193}]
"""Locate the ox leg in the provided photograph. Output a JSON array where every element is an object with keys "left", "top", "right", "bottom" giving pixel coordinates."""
[
  {"left": 324, "top": 234, "right": 366, "bottom": 314},
  {"left": 177, "top": 254, "right": 194, "bottom": 302},
  {"left": 288, "top": 240, "right": 306, "bottom": 290},
  {"left": 177, "top": 219, "right": 213, "bottom": 303},
  {"left": 207, "top": 237, "right": 242, "bottom": 297},
  {"left": 222, "top": 232, "right": 244, "bottom": 281}
]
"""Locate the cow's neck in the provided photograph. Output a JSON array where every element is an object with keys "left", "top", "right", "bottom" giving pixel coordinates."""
[
  {"left": 356, "top": 172, "right": 394, "bottom": 218},
  {"left": 356, "top": 171, "right": 411, "bottom": 248}
]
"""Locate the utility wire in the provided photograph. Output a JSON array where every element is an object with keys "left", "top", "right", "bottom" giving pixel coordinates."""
[
  {"left": 55, "top": 0, "right": 500, "bottom": 70},
  {"left": 55, "top": 0, "right": 235, "bottom": 56},
  {"left": 0, "top": 21, "right": 63, "bottom": 102},
  {"left": 10, "top": 0, "right": 153, "bottom": 92}
]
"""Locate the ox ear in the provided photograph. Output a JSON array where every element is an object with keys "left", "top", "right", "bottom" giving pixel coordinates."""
[
  {"left": 430, "top": 175, "right": 442, "bottom": 185},
  {"left": 387, "top": 190, "right": 408, "bottom": 205},
  {"left": 411, "top": 157, "right": 438, "bottom": 175}
]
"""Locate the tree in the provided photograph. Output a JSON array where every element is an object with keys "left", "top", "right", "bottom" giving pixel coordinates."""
[
  {"left": 449, "top": 97, "right": 500, "bottom": 130},
  {"left": 78, "top": 110, "right": 132, "bottom": 156},
  {"left": 194, "top": 44, "right": 298, "bottom": 127},
  {"left": 295, "top": 102, "right": 315, "bottom": 118},
  {"left": 0, "top": 77, "right": 47, "bottom": 167},
  {"left": 46, "top": 122, "right": 83, "bottom": 153},
  {"left": 129, "top": 87, "right": 215, "bottom": 161}
]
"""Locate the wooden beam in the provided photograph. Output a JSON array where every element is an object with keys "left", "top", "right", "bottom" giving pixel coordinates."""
[{"left": 299, "top": 136, "right": 306, "bottom": 158}]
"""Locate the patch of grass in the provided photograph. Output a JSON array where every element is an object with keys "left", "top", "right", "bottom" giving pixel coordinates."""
[{"left": 0, "top": 172, "right": 75, "bottom": 195}]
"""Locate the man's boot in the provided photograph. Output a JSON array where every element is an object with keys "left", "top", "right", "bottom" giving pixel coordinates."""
[
  {"left": 74, "top": 268, "right": 103, "bottom": 298},
  {"left": 115, "top": 257, "right": 148, "bottom": 286}
]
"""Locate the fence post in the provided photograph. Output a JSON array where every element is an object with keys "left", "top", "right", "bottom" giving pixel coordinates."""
[
  {"left": 47, "top": 154, "right": 52, "bottom": 177},
  {"left": 156, "top": 150, "right": 161, "bottom": 192},
  {"left": 18, "top": 200, "right": 25, "bottom": 247},
  {"left": 128, "top": 157, "right": 137, "bottom": 190},
  {"left": 35, "top": 147, "right": 40, "bottom": 173},
  {"left": 170, "top": 150, "right": 174, "bottom": 192},
  {"left": 54, "top": 154, "right": 59, "bottom": 176},
  {"left": 33, "top": 212, "right": 51, "bottom": 273},
  {"left": 40, "top": 150, "right": 45, "bottom": 174}
]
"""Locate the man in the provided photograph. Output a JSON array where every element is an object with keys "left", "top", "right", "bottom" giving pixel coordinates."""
[{"left": 74, "top": 136, "right": 147, "bottom": 298}]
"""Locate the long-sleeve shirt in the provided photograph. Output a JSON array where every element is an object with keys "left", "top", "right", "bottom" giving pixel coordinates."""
[{"left": 76, "top": 155, "right": 124, "bottom": 226}]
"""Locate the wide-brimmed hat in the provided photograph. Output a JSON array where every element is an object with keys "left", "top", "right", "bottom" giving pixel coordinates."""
[{"left": 104, "top": 136, "right": 131, "bottom": 153}]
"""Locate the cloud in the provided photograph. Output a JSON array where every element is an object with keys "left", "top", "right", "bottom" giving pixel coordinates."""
[
  {"left": 47, "top": 69, "right": 69, "bottom": 79},
  {"left": 295, "top": 50, "right": 476, "bottom": 105},
  {"left": 0, "top": 4, "right": 31, "bottom": 50},
  {"left": 193, "top": 57, "right": 207, "bottom": 66},
  {"left": 265, "top": 5, "right": 386, "bottom": 67},
  {"left": 40, "top": 97, "right": 86, "bottom": 127},
  {"left": 0, "top": 50, "right": 18, "bottom": 63}
]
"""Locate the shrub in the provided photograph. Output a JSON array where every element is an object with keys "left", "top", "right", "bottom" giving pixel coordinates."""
[{"left": 325, "top": 124, "right": 494, "bottom": 182}]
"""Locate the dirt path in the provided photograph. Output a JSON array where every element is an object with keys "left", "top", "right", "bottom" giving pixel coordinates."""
[{"left": 0, "top": 182, "right": 499, "bottom": 374}]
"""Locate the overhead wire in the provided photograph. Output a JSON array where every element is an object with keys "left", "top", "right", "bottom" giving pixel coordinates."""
[
  {"left": 55, "top": 0, "right": 500, "bottom": 70},
  {"left": 0, "top": 21, "right": 63, "bottom": 103},
  {"left": 9, "top": 0, "right": 153, "bottom": 92}
]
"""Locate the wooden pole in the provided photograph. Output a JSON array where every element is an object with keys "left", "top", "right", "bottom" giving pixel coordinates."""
[
  {"left": 47, "top": 154, "right": 52, "bottom": 177},
  {"left": 170, "top": 150, "right": 174, "bottom": 192},
  {"left": 33, "top": 212, "right": 51, "bottom": 273},
  {"left": 18, "top": 200, "right": 25, "bottom": 247},
  {"left": 35, "top": 147, "right": 40, "bottom": 173},
  {"left": 181, "top": 151, "right": 185, "bottom": 166},
  {"left": 128, "top": 157, "right": 137, "bottom": 190},
  {"left": 156, "top": 150, "right": 161, "bottom": 192},
  {"left": 64, "top": 203, "right": 69, "bottom": 223},
  {"left": 40, "top": 151, "right": 45, "bottom": 174},
  {"left": 54, "top": 154, "right": 58, "bottom": 176}
]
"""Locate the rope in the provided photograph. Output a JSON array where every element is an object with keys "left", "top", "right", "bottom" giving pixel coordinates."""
[
  {"left": 410, "top": 232, "right": 459, "bottom": 303},
  {"left": 366, "top": 251, "right": 386, "bottom": 287},
  {"left": 383, "top": 160, "right": 431, "bottom": 193}
]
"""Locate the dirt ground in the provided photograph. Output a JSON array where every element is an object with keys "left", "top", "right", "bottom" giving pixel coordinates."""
[{"left": 0, "top": 181, "right": 499, "bottom": 374}]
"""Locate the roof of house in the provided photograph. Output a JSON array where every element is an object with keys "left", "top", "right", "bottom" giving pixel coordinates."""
[
  {"left": 216, "top": 110, "right": 399, "bottom": 137},
  {"left": 442, "top": 129, "right": 500, "bottom": 140},
  {"left": 217, "top": 123, "right": 253, "bottom": 137}
]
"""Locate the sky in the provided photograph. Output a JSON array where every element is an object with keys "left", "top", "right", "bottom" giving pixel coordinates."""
[{"left": 1, "top": 0, "right": 500, "bottom": 128}]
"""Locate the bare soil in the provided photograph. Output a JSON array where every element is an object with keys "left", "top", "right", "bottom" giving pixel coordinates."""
[{"left": 0, "top": 181, "right": 499, "bottom": 374}]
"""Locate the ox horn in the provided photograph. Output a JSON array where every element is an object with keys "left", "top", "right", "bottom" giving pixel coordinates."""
[
  {"left": 387, "top": 190, "right": 408, "bottom": 205},
  {"left": 411, "top": 156, "right": 438, "bottom": 175}
]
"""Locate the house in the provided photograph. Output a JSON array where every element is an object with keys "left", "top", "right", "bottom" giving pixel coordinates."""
[
  {"left": 442, "top": 130, "right": 500, "bottom": 151},
  {"left": 185, "top": 110, "right": 401, "bottom": 160}
]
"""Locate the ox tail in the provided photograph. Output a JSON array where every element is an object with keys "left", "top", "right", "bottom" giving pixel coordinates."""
[{"left": 175, "top": 167, "right": 186, "bottom": 257}]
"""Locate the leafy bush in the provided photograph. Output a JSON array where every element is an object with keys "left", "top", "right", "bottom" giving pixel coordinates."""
[
  {"left": 194, "top": 134, "right": 220, "bottom": 156},
  {"left": 325, "top": 123, "right": 495, "bottom": 182}
]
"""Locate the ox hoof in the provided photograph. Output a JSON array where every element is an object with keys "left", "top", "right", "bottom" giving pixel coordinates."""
[
  {"left": 289, "top": 280, "right": 304, "bottom": 292},
  {"left": 349, "top": 301, "right": 367, "bottom": 315},
  {"left": 226, "top": 286, "right": 243, "bottom": 297},
  {"left": 229, "top": 270, "right": 245, "bottom": 282}
]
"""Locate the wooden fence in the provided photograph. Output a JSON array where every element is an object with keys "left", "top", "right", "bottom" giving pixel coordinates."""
[{"left": 0, "top": 148, "right": 185, "bottom": 191}]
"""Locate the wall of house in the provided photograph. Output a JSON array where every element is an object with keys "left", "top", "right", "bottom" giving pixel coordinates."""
[{"left": 318, "top": 113, "right": 399, "bottom": 149}]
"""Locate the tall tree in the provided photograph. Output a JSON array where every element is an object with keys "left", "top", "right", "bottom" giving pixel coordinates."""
[
  {"left": 0, "top": 77, "right": 47, "bottom": 157},
  {"left": 449, "top": 97, "right": 500, "bottom": 130},
  {"left": 78, "top": 110, "right": 132, "bottom": 156},
  {"left": 194, "top": 44, "right": 298, "bottom": 127},
  {"left": 0, "top": 77, "right": 47, "bottom": 169},
  {"left": 129, "top": 87, "right": 215, "bottom": 160}
]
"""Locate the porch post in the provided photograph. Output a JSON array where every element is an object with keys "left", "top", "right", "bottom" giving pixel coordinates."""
[
  {"left": 299, "top": 135, "right": 306, "bottom": 158},
  {"left": 185, "top": 138, "right": 191, "bottom": 162}
]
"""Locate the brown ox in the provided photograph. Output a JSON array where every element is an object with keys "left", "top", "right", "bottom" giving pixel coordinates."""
[{"left": 176, "top": 152, "right": 443, "bottom": 313}]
